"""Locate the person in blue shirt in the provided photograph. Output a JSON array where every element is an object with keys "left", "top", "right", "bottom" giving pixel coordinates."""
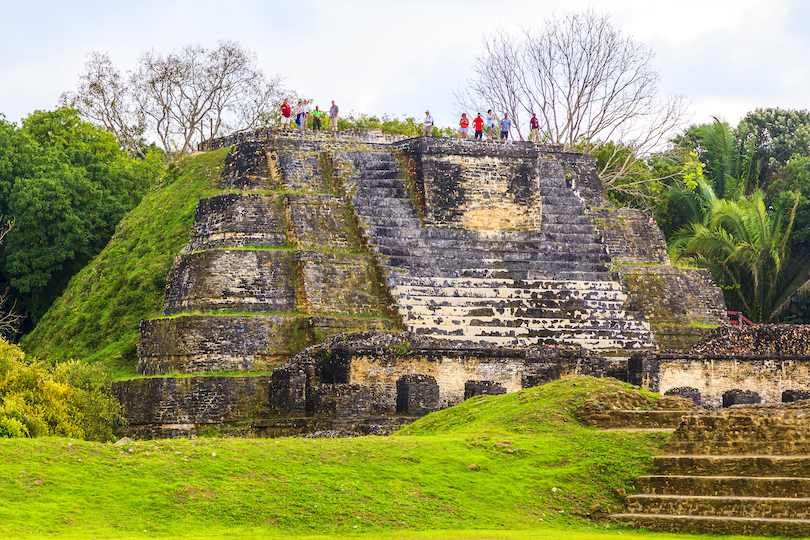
[{"left": 500, "top": 113, "right": 511, "bottom": 141}]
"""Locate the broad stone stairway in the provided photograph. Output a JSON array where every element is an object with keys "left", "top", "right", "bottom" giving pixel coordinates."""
[
  {"left": 612, "top": 402, "right": 810, "bottom": 536},
  {"left": 336, "top": 150, "right": 655, "bottom": 352}
]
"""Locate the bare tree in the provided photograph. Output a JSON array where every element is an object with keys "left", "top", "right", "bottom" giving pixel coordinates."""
[
  {"left": 0, "top": 219, "right": 24, "bottom": 340},
  {"left": 66, "top": 41, "right": 285, "bottom": 160},
  {"left": 61, "top": 52, "right": 147, "bottom": 157},
  {"left": 457, "top": 10, "right": 689, "bottom": 201},
  {"left": 131, "top": 41, "right": 285, "bottom": 158}
]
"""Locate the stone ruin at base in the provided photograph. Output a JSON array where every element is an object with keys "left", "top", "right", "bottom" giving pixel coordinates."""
[{"left": 111, "top": 127, "right": 809, "bottom": 438}]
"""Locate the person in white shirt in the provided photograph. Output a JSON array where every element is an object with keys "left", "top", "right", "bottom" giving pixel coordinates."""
[{"left": 423, "top": 110, "right": 434, "bottom": 137}]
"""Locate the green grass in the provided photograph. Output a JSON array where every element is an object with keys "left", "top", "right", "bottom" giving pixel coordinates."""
[
  {"left": 2, "top": 377, "right": 781, "bottom": 540},
  {"left": 20, "top": 149, "right": 229, "bottom": 377},
  {"left": 0, "top": 377, "right": 779, "bottom": 540}
]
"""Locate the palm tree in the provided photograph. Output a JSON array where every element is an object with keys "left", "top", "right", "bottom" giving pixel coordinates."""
[{"left": 669, "top": 189, "right": 800, "bottom": 322}]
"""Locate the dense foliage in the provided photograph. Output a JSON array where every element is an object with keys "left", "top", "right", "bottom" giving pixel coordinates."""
[
  {"left": 21, "top": 148, "right": 227, "bottom": 376},
  {"left": 0, "top": 107, "right": 163, "bottom": 332},
  {"left": 658, "top": 110, "right": 810, "bottom": 322},
  {"left": 0, "top": 337, "right": 122, "bottom": 440}
]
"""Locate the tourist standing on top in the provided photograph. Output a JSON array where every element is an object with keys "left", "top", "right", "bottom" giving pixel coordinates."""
[
  {"left": 311, "top": 105, "right": 323, "bottom": 130},
  {"left": 529, "top": 113, "right": 540, "bottom": 142},
  {"left": 280, "top": 99, "right": 291, "bottom": 129},
  {"left": 329, "top": 100, "right": 339, "bottom": 132},
  {"left": 423, "top": 110, "right": 434, "bottom": 137},
  {"left": 301, "top": 99, "right": 310, "bottom": 131},
  {"left": 486, "top": 110, "right": 497, "bottom": 140},
  {"left": 459, "top": 113, "right": 469, "bottom": 139},
  {"left": 473, "top": 113, "right": 484, "bottom": 140},
  {"left": 295, "top": 100, "right": 305, "bottom": 130},
  {"left": 500, "top": 113, "right": 511, "bottom": 142}
]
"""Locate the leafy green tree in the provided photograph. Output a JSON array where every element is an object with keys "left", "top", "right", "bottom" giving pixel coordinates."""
[
  {"left": 334, "top": 113, "right": 457, "bottom": 137},
  {"left": 0, "top": 108, "right": 163, "bottom": 331},
  {"left": 0, "top": 337, "right": 122, "bottom": 440},
  {"left": 737, "top": 108, "right": 810, "bottom": 186},
  {"left": 669, "top": 189, "right": 799, "bottom": 322}
]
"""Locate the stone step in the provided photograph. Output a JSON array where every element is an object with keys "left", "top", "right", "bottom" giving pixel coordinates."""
[
  {"left": 417, "top": 332, "right": 653, "bottom": 350},
  {"left": 582, "top": 410, "right": 688, "bottom": 429},
  {"left": 636, "top": 475, "right": 810, "bottom": 498},
  {"left": 665, "top": 441, "right": 810, "bottom": 456},
  {"left": 541, "top": 213, "right": 592, "bottom": 225},
  {"left": 537, "top": 186, "right": 576, "bottom": 197},
  {"left": 535, "top": 203, "right": 584, "bottom": 216},
  {"left": 389, "top": 284, "right": 626, "bottom": 302},
  {"left": 412, "top": 323, "right": 652, "bottom": 340},
  {"left": 384, "top": 257, "right": 610, "bottom": 274},
  {"left": 389, "top": 266, "right": 619, "bottom": 282},
  {"left": 352, "top": 197, "right": 414, "bottom": 211},
  {"left": 626, "top": 493, "right": 810, "bottom": 519},
  {"left": 402, "top": 315, "right": 651, "bottom": 333},
  {"left": 541, "top": 194, "right": 585, "bottom": 207},
  {"left": 374, "top": 244, "right": 608, "bottom": 263},
  {"left": 539, "top": 223, "right": 597, "bottom": 235},
  {"left": 653, "top": 455, "right": 810, "bottom": 478},
  {"left": 371, "top": 237, "right": 607, "bottom": 255},
  {"left": 350, "top": 186, "right": 408, "bottom": 198},
  {"left": 365, "top": 224, "right": 600, "bottom": 245},
  {"left": 362, "top": 217, "right": 424, "bottom": 229},
  {"left": 611, "top": 513, "right": 810, "bottom": 536},
  {"left": 355, "top": 206, "right": 416, "bottom": 219},
  {"left": 388, "top": 275, "right": 626, "bottom": 291},
  {"left": 393, "top": 296, "right": 626, "bottom": 313}
]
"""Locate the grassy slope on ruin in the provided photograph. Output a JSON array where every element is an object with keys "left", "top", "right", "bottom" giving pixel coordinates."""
[
  {"left": 20, "top": 149, "right": 229, "bottom": 377},
  {"left": 0, "top": 377, "right": 767, "bottom": 540}
]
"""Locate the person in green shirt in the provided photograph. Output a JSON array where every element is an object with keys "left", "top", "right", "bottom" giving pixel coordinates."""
[{"left": 311, "top": 106, "right": 324, "bottom": 130}]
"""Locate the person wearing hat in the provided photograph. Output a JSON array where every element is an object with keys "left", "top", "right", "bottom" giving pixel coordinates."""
[{"left": 423, "top": 110, "right": 434, "bottom": 137}]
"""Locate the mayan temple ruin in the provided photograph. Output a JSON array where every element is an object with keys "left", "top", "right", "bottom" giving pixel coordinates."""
[{"left": 112, "top": 127, "right": 735, "bottom": 436}]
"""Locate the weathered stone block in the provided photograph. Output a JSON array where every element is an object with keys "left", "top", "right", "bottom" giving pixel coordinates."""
[
  {"left": 397, "top": 374, "right": 439, "bottom": 416},
  {"left": 270, "top": 366, "right": 307, "bottom": 416},
  {"left": 297, "top": 251, "right": 383, "bottom": 315},
  {"left": 311, "top": 384, "right": 371, "bottom": 418},
  {"left": 464, "top": 380, "right": 506, "bottom": 399},
  {"left": 182, "top": 193, "right": 286, "bottom": 252},
  {"left": 285, "top": 194, "right": 361, "bottom": 252},
  {"left": 664, "top": 386, "right": 702, "bottom": 406},
  {"left": 393, "top": 139, "right": 544, "bottom": 232},
  {"left": 163, "top": 249, "right": 295, "bottom": 315},
  {"left": 112, "top": 375, "right": 272, "bottom": 428},
  {"left": 138, "top": 315, "right": 393, "bottom": 375},
  {"left": 723, "top": 389, "right": 762, "bottom": 407},
  {"left": 221, "top": 142, "right": 279, "bottom": 190},
  {"left": 782, "top": 389, "right": 810, "bottom": 402}
]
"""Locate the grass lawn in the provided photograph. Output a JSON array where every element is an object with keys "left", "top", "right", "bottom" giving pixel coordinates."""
[{"left": 0, "top": 377, "right": 789, "bottom": 540}]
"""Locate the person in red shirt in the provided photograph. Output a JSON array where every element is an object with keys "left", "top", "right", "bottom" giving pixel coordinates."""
[
  {"left": 529, "top": 113, "right": 540, "bottom": 142},
  {"left": 280, "top": 99, "right": 292, "bottom": 129},
  {"left": 459, "top": 113, "right": 470, "bottom": 139},
  {"left": 473, "top": 113, "right": 485, "bottom": 140}
]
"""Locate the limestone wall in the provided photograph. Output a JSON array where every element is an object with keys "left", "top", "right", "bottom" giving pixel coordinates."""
[
  {"left": 588, "top": 206, "right": 728, "bottom": 349},
  {"left": 163, "top": 249, "right": 296, "bottom": 315},
  {"left": 138, "top": 315, "right": 392, "bottom": 375},
  {"left": 182, "top": 193, "right": 286, "bottom": 252},
  {"left": 632, "top": 326, "right": 810, "bottom": 409},
  {"left": 393, "top": 138, "right": 560, "bottom": 232},
  {"left": 271, "top": 331, "right": 612, "bottom": 417},
  {"left": 112, "top": 375, "right": 272, "bottom": 437}
]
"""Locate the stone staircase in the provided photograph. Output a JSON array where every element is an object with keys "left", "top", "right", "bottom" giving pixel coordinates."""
[
  {"left": 612, "top": 402, "right": 810, "bottom": 536},
  {"left": 335, "top": 150, "right": 655, "bottom": 352}
]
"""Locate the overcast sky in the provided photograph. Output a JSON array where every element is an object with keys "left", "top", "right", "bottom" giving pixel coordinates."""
[{"left": 2, "top": 0, "right": 809, "bottom": 137}]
